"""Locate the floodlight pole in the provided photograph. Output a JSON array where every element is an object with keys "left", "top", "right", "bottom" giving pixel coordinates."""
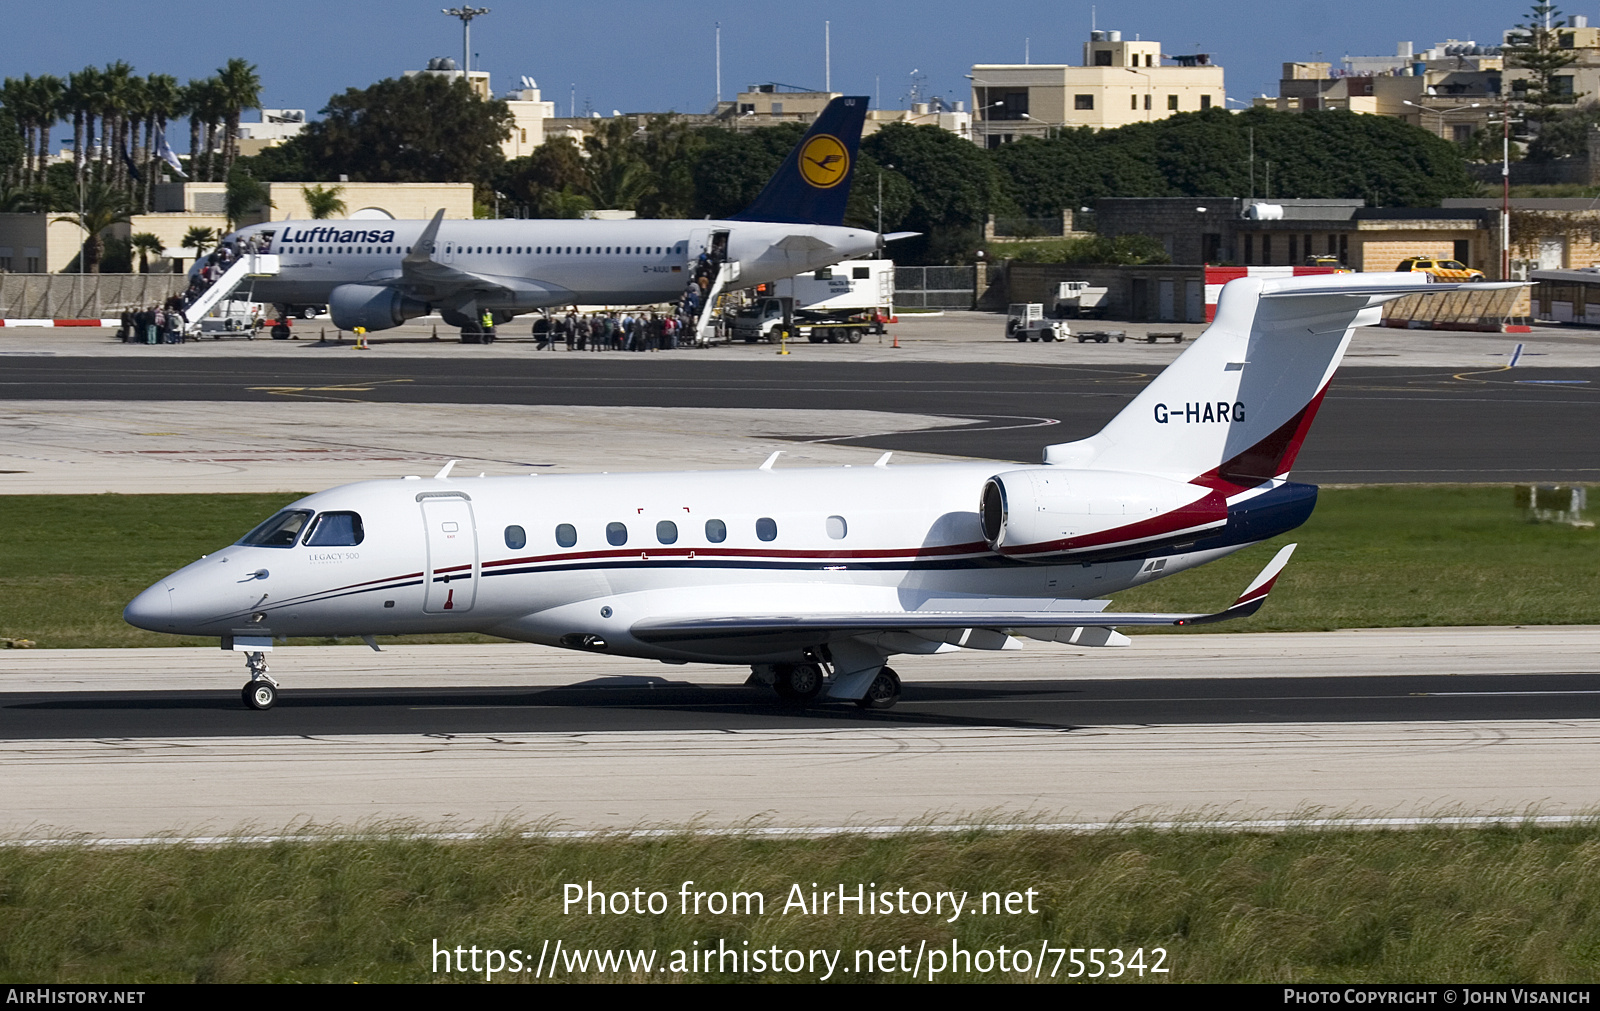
[
  {"left": 1502, "top": 95, "right": 1511, "bottom": 281},
  {"left": 442, "top": 6, "right": 490, "bottom": 74}
]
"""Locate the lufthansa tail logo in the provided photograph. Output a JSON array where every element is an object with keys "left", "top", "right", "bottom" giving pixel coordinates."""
[{"left": 799, "top": 134, "right": 850, "bottom": 189}]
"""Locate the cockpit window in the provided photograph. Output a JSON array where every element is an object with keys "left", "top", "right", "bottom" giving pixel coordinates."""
[
  {"left": 237, "top": 509, "right": 313, "bottom": 548},
  {"left": 303, "top": 511, "right": 365, "bottom": 547}
]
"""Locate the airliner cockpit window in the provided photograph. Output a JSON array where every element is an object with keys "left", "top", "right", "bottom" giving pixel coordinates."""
[
  {"left": 237, "top": 509, "right": 314, "bottom": 548},
  {"left": 303, "top": 511, "right": 365, "bottom": 547}
]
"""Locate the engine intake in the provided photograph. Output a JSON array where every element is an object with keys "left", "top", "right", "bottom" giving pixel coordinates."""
[{"left": 328, "top": 284, "right": 429, "bottom": 332}]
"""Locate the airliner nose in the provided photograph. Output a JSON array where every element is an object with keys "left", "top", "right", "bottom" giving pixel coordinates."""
[{"left": 124, "top": 580, "right": 175, "bottom": 632}]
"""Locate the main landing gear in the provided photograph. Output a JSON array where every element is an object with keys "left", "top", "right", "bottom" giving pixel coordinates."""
[
  {"left": 755, "top": 660, "right": 902, "bottom": 710},
  {"left": 240, "top": 651, "right": 279, "bottom": 710}
]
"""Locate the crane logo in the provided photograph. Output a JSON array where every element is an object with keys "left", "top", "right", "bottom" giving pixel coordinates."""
[{"left": 799, "top": 135, "right": 850, "bottom": 189}]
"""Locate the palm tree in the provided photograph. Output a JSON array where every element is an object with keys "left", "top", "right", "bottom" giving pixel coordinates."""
[
  {"left": 99, "top": 62, "right": 135, "bottom": 188},
  {"left": 141, "top": 74, "right": 180, "bottom": 209},
  {"left": 0, "top": 78, "right": 28, "bottom": 186},
  {"left": 301, "top": 183, "right": 346, "bottom": 219},
  {"left": 182, "top": 225, "right": 218, "bottom": 259},
  {"left": 215, "top": 58, "right": 261, "bottom": 182},
  {"left": 31, "top": 74, "right": 65, "bottom": 190},
  {"left": 66, "top": 67, "right": 102, "bottom": 188},
  {"left": 53, "top": 182, "right": 133, "bottom": 273},
  {"left": 121, "top": 75, "right": 148, "bottom": 197},
  {"left": 193, "top": 77, "right": 227, "bottom": 182},
  {"left": 130, "top": 232, "right": 164, "bottom": 273}
]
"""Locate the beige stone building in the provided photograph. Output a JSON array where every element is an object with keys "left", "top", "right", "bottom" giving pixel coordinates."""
[
  {"left": 971, "top": 31, "right": 1226, "bottom": 146},
  {"left": 720, "top": 86, "right": 973, "bottom": 139},
  {"left": 0, "top": 213, "right": 93, "bottom": 274}
]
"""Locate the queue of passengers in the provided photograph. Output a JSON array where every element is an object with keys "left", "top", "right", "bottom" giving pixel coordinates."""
[
  {"left": 530, "top": 308, "right": 700, "bottom": 351},
  {"left": 117, "top": 299, "right": 187, "bottom": 344}
]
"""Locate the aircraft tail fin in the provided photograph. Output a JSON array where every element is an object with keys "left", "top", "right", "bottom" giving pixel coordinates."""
[
  {"left": 1043, "top": 274, "right": 1528, "bottom": 493},
  {"left": 729, "top": 96, "right": 869, "bottom": 226}
]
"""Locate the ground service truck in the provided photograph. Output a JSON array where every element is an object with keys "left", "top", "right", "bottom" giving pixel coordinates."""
[{"left": 730, "top": 259, "right": 894, "bottom": 344}]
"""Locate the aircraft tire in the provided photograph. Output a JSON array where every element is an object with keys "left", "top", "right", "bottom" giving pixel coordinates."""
[
  {"left": 242, "top": 682, "right": 277, "bottom": 710},
  {"left": 854, "top": 666, "right": 902, "bottom": 710},
  {"left": 772, "top": 662, "right": 823, "bottom": 705}
]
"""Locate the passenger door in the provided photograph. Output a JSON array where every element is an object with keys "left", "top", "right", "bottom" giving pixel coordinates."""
[{"left": 420, "top": 495, "right": 477, "bottom": 613}]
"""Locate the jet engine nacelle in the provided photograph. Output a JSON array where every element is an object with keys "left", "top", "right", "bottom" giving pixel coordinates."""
[
  {"left": 328, "top": 284, "right": 429, "bottom": 332},
  {"left": 979, "top": 468, "right": 1223, "bottom": 558}
]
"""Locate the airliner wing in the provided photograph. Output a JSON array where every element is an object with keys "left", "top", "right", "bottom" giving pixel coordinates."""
[
  {"left": 629, "top": 544, "right": 1296, "bottom": 649},
  {"left": 390, "top": 208, "right": 573, "bottom": 304}
]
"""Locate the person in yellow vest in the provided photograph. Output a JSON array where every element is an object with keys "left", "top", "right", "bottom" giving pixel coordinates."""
[{"left": 480, "top": 309, "right": 497, "bottom": 344}]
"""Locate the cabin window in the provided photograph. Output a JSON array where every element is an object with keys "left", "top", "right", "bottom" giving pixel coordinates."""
[
  {"left": 303, "top": 511, "right": 364, "bottom": 547},
  {"left": 504, "top": 525, "right": 526, "bottom": 550},
  {"left": 606, "top": 522, "right": 628, "bottom": 546},
  {"left": 237, "top": 509, "right": 313, "bottom": 548},
  {"left": 826, "top": 515, "right": 847, "bottom": 540},
  {"left": 756, "top": 517, "right": 778, "bottom": 542},
  {"left": 705, "top": 519, "right": 727, "bottom": 543},
  {"left": 656, "top": 520, "right": 678, "bottom": 544},
  {"left": 555, "top": 523, "right": 577, "bottom": 548}
]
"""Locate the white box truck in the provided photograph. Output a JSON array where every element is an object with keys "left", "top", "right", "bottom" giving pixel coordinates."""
[{"left": 730, "top": 259, "right": 894, "bottom": 344}]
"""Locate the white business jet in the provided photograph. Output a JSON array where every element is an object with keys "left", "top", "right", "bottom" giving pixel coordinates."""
[
  {"left": 209, "top": 97, "right": 883, "bottom": 340},
  {"left": 126, "top": 271, "right": 1522, "bottom": 710}
]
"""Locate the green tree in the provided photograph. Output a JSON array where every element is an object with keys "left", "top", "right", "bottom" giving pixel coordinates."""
[
  {"left": 225, "top": 168, "right": 271, "bottom": 227},
  {"left": 182, "top": 225, "right": 218, "bottom": 258},
  {"left": 497, "top": 136, "right": 588, "bottom": 216},
  {"left": 690, "top": 122, "right": 806, "bottom": 219},
  {"left": 300, "top": 75, "right": 511, "bottom": 191},
  {"left": 633, "top": 115, "right": 704, "bottom": 218},
  {"left": 215, "top": 58, "right": 262, "bottom": 182},
  {"left": 581, "top": 117, "right": 653, "bottom": 210},
  {"left": 64, "top": 67, "right": 101, "bottom": 187},
  {"left": 1506, "top": 1, "right": 1583, "bottom": 130},
  {"left": 863, "top": 122, "right": 1006, "bottom": 262},
  {"left": 301, "top": 183, "right": 346, "bottom": 218},
  {"left": 53, "top": 182, "right": 133, "bottom": 273},
  {"left": 129, "top": 231, "right": 164, "bottom": 272}
]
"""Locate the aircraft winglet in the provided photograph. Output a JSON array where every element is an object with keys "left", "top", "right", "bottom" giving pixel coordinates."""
[
  {"left": 1174, "top": 543, "right": 1297, "bottom": 625},
  {"left": 405, "top": 209, "right": 446, "bottom": 264}
]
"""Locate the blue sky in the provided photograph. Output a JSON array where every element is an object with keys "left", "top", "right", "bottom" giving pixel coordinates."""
[{"left": 8, "top": 0, "right": 1544, "bottom": 141}]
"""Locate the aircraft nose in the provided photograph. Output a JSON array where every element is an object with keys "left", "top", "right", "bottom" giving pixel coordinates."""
[{"left": 124, "top": 580, "right": 175, "bottom": 632}]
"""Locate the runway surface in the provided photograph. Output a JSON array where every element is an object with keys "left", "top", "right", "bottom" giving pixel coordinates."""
[
  {"left": 3, "top": 629, "right": 1598, "bottom": 837},
  {"left": 3, "top": 358, "right": 1599, "bottom": 482}
]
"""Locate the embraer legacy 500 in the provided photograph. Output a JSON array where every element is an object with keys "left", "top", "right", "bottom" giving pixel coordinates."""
[
  {"left": 127, "top": 272, "right": 1521, "bottom": 710},
  {"left": 205, "top": 97, "right": 884, "bottom": 340}
]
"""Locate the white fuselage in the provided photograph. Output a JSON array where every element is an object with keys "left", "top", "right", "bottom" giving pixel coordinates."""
[
  {"left": 124, "top": 463, "right": 1247, "bottom": 665},
  {"left": 220, "top": 219, "right": 879, "bottom": 311}
]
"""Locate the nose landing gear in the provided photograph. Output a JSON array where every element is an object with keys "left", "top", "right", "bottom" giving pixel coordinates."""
[{"left": 240, "top": 651, "right": 280, "bottom": 710}]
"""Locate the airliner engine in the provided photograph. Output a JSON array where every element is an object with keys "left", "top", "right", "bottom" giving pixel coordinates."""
[
  {"left": 328, "top": 284, "right": 429, "bottom": 332},
  {"left": 979, "top": 468, "right": 1222, "bottom": 558}
]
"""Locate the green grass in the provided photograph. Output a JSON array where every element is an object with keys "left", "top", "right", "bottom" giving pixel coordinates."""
[
  {"left": 0, "top": 487, "right": 1595, "bottom": 648},
  {"left": 1114, "top": 485, "right": 1600, "bottom": 632},
  {"left": 3, "top": 824, "right": 1600, "bottom": 982},
  {"left": 0, "top": 493, "right": 506, "bottom": 649}
]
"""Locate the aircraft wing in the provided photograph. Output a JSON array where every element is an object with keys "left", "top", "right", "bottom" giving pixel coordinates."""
[
  {"left": 387, "top": 209, "right": 574, "bottom": 304},
  {"left": 629, "top": 544, "right": 1296, "bottom": 650}
]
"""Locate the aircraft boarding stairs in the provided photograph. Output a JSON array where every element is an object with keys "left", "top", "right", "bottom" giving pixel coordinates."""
[
  {"left": 694, "top": 259, "right": 740, "bottom": 343},
  {"left": 182, "top": 253, "right": 280, "bottom": 328}
]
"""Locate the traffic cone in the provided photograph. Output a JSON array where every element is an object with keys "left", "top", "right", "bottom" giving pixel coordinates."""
[{"left": 891, "top": 331, "right": 900, "bottom": 348}]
